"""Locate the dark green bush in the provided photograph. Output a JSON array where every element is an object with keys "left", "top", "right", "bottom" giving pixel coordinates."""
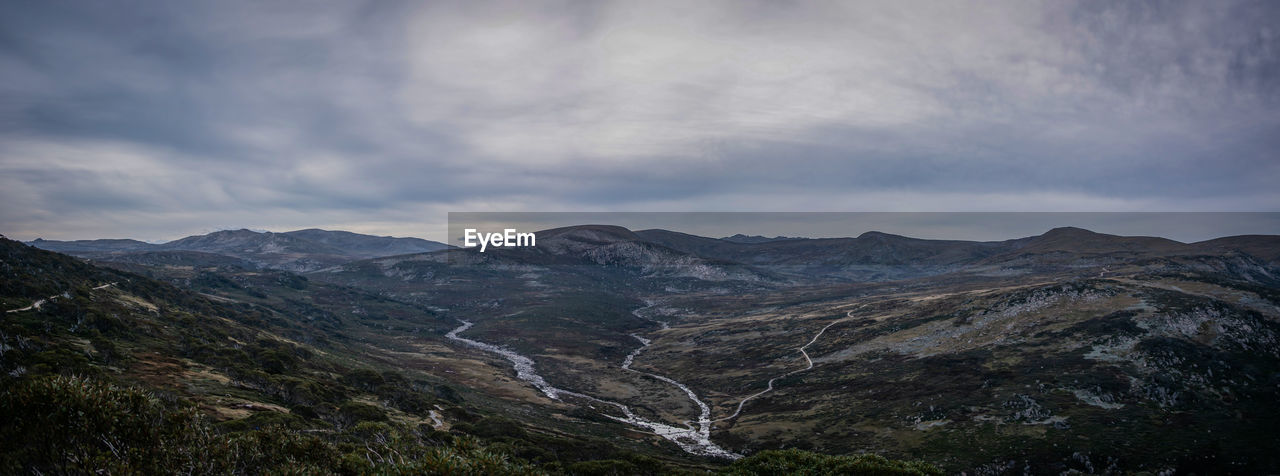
[
  {"left": 726, "top": 449, "right": 942, "bottom": 476},
  {"left": 339, "top": 401, "right": 388, "bottom": 425},
  {"left": 0, "top": 375, "right": 547, "bottom": 475},
  {"left": 461, "top": 416, "right": 529, "bottom": 439},
  {"left": 0, "top": 374, "right": 219, "bottom": 474},
  {"left": 564, "top": 459, "right": 640, "bottom": 475},
  {"left": 343, "top": 368, "right": 385, "bottom": 391}
]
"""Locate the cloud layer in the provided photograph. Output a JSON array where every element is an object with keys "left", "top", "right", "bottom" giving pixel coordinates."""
[{"left": 1, "top": 0, "right": 1277, "bottom": 241}]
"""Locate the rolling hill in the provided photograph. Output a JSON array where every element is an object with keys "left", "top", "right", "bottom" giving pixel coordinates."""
[
  {"left": 5, "top": 224, "right": 1280, "bottom": 473},
  {"left": 27, "top": 228, "right": 449, "bottom": 272}
]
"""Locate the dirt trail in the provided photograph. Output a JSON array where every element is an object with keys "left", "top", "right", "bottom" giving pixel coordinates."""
[
  {"left": 714, "top": 305, "right": 864, "bottom": 423},
  {"left": 5, "top": 282, "right": 116, "bottom": 313}
]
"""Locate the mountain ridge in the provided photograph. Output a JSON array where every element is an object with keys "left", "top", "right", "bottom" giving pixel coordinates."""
[
  {"left": 25, "top": 225, "right": 1280, "bottom": 284},
  {"left": 6, "top": 224, "right": 1280, "bottom": 473},
  {"left": 27, "top": 228, "right": 449, "bottom": 272}
]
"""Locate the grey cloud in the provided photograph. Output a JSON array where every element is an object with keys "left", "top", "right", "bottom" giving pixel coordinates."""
[{"left": 0, "top": 0, "right": 1277, "bottom": 242}]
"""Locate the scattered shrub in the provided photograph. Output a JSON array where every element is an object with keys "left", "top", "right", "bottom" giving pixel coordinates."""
[{"left": 726, "top": 449, "right": 942, "bottom": 476}]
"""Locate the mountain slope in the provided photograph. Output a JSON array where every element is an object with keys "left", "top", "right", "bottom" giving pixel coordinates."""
[
  {"left": 282, "top": 228, "right": 448, "bottom": 257},
  {"left": 721, "top": 234, "right": 805, "bottom": 244},
  {"left": 1194, "top": 234, "right": 1280, "bottom": 263},
  {"left": 10, "top": 225, "right": 1280, "bottom": 473},
  {"left": 28, "top": 229, "right": 450, "bottom": 272},
  {"left": 27, "top": 237, "right": 158, "bottom": 253},
  {"left": 0, "top": 238, "right": 747, "bottom": 473},
  {"left": 638, "top": 228, "right": 1023, "bottom": 266},
  {"left": 157, "top": 229, "right": 353, "bottom": 271},
  {"left": 634, "top": 267, "right": 1280, "bottom": 472},
  {"left": 312, "top": 224, "right": 1280, "bottom": 472}
]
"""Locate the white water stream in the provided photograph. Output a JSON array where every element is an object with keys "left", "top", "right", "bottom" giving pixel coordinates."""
[
  {"left": 443, "top": 304, "right": 863, "bottom": 458},
  {"left": 445, "top": 320, "right": 740, "bottom": 459},
  {"left": 622, "top": 334, "right": 715, "bottom": 443}
]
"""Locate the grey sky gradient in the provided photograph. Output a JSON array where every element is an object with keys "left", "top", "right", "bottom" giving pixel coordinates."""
[{"left": 1, "top": 1, "right": 1278, "bottom": 242}]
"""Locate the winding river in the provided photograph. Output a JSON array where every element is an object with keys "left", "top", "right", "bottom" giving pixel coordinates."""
[
  {"left": 445, "top": 320, "right": 740, "bottom": 459},
  {"left": 443, "top": 304, "right": 863, "bottom": 458},
  {"left": 622, "top": 334, "right": 715, "bottom": 443}
]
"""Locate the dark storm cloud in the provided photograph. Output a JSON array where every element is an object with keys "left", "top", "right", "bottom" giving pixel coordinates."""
[{"left": 0, "top": 0, "right": 1277, "bottom": 242}]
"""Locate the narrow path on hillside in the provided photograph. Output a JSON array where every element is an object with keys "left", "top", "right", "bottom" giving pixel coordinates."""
[
  {"left": 713, "top": 305, "right": 864, "bottom": 423},
  {"left": 5, "top": 282, "right": 116, "bottom": 313}
]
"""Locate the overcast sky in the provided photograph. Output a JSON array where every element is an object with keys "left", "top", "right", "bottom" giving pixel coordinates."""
[{"left": 1, "top": 0, "right": 1278, "bottom": 242}]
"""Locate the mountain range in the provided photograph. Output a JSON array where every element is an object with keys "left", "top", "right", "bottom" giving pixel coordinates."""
[
  {"left": 28, "top": 228, "right": 449, "bottom": 272},
  {"left": 33, "top": 225, "right": 1276, "bottom": 280},
  {"left": 4, "top": 224, "right": 1279, "bottom": 474}
]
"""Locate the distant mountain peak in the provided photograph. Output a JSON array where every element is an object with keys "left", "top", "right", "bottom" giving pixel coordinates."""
[
  {"left": 721, "top": 234, "right": 804, "bottom": 244},
  {"left": 1013, "top": 226, "right": 1191, "bottom": 257},
  {"left": 537, "top": 224, "right": 640, "bottom": 243},
  {"left": 203, "top": 228, "right": 266, "bottom": 237},
  {"left": 856, "top": 230, "right": 915, "bottom": 241},
  {"left": 27, "top": 228, "right": 447, "bottom": 272},
  {"left": 1041, "top": 226, "right": 1102, "bottom": 237}
]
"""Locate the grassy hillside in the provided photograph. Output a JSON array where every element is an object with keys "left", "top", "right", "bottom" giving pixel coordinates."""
[
  {"left": 1, "top": 237, "right": 936, "bottom": 474},
  {"left": 637, "top": 272, "right": 1280, "bottom": 473}
]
